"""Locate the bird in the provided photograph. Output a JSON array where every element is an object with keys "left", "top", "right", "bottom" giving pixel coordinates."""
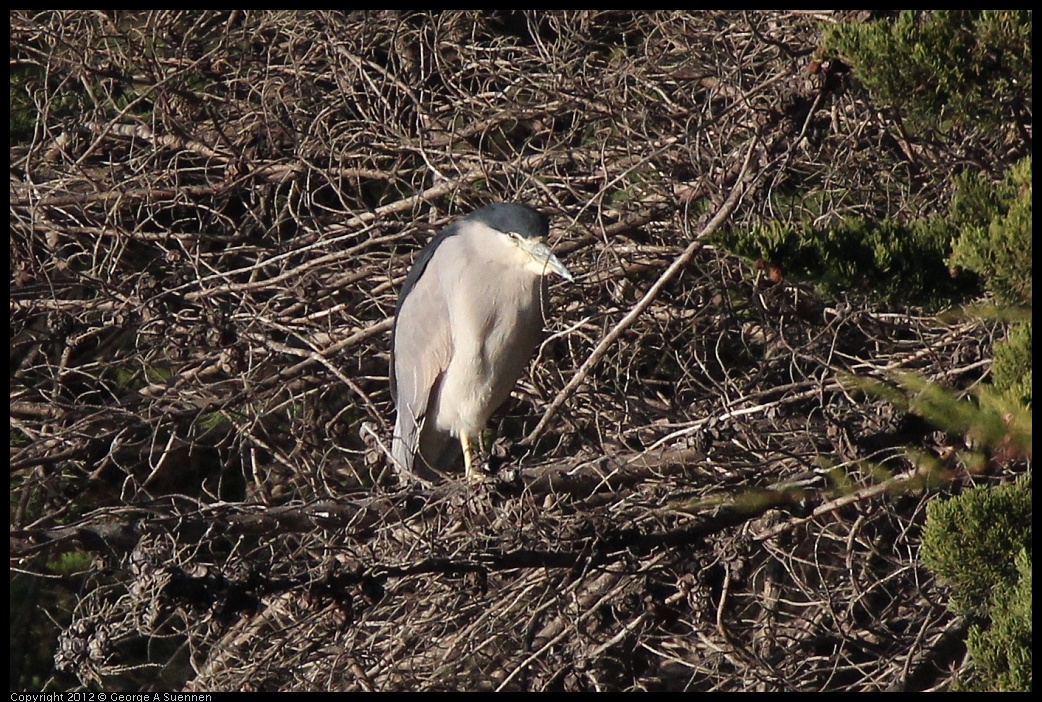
[{"left": 390, "top": 202, "right": 573, "bottom": 483}]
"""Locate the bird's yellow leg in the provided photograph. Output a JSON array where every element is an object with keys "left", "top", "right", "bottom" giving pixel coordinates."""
[{"left": 461, "top": 432, "right": 478, "bottom": 483}]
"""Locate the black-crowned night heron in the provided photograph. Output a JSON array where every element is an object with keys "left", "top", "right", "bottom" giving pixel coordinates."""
[{"left": 390, "top": 202, "right": 573, "bottom": 482}]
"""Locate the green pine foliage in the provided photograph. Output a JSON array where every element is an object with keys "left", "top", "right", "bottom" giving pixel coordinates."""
[
  {"left": 922, "top": 475, "right": 1032, "bottom": 691},
  {"left": 961, "top": 549, "right": 1032, "bottom": 692},
  {"left": 991, "top": 323, "right": 1032, "bottom": 408},
  {"left": 921, "top": 474, "right": 1032, "bottom": 619},
  {"left": 820, "top": 11, "right": 1033, "bottom": 691},
  {"left": 719, "top": 215, "right": 971, "bottom": 306},
  {"left": 888, "top": 373, "right": 1031, "bottom": 461},
  {"left": 950, "top": 157, "right": 1032, "bottom": 409},
  {"left": 823, "top": 10, "right": 1032, "bottom": 140},
  {"left": 949, "top": 157, "right": 1032, "bottom": 308}
]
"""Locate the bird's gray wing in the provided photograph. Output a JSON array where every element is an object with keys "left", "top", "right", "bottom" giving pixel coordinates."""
[
  {"left": 390, "top": 243, "right": 454, "bottom": 476},
  {"left": 389, "top": 220, "right": 461, "bottom": 400}
]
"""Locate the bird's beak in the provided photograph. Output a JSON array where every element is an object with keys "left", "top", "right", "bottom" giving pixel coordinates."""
[{"left": 521, "top": 238, "right": 574, "bottom": 282}]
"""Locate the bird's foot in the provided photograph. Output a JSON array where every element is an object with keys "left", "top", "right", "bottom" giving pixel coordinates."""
[
  {"left": 461, "top": 432, "right": 489, "bottom": 485},
  {"left": 465, "top": 465, "right": 489, "bottom": 485}
]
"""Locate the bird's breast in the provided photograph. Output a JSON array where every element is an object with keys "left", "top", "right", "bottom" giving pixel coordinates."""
[{"left": 435, "top": 275, "right": 544, "bottom": 435}]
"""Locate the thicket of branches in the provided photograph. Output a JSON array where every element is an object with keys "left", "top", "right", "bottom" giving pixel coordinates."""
[{"left": 10, "top": 11, "right": 1026, "bottom": 691}]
